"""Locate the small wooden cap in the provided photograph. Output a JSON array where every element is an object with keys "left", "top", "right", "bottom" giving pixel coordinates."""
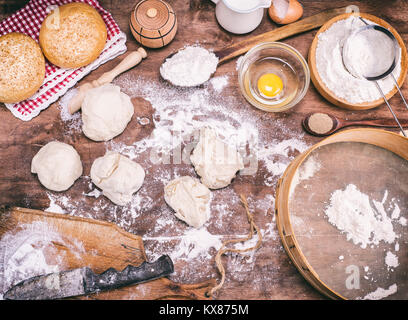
[
  {"left": 130, "top": 0, "right": 177, "bottom": 48},
  {"left": 135, "top": 0, "right": 169, "bottom": 30}
]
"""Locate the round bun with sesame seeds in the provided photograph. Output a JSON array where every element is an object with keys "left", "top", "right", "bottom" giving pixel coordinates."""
[
  {"left": 0, "top": 32, "right": 45, "bottom": 104},
  {"left": 39, "top": 2, "right": 107, "bottom": 69}
]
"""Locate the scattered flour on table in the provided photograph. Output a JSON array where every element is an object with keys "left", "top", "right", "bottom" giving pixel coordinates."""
[
  {"left": 258, "top": 138, "right": 309, "bottom": 177},
  {"left": 109, "top": 78, "right": 260, "bottom": 158},
  {"left": 363, "top": 266, "right": 374, "bottom": 282},
  {"left": 247, "top": 194, "right": 276, "bottom": 217},
  {"left": 146, "top": 228, "right": 223, "bottom": 261},
  {"left": 83, "top": 188, "right": 102, "bottom": 199},
  {"left": 110, "top": 75, "right": 309, "bottom": 186},
  {"left": 316, "top": 16, "right": 402, "bottom": 104},
  {"left": 324, "top": 184, "right": 401, "bottom": 249},
  {"left": 0, "top": 221, "right": 84, "bottom": 299},
  {"left": 58, "top": 88, "right": 82, "bottom": 134},
  {"left": 209, "top": 75, "right": 229, "bottom": 93},
  {"left": 143, "top": 190, "right": 278, "bottom": 283},
  {"left": 45, "top": 72, "right": 309, "bottom": 286},
  {"left": 398, "top": 216, "right": 407, "bottom": 226},
  {"left": 45, "top": 193, "right": 66, "bottom": 214}
]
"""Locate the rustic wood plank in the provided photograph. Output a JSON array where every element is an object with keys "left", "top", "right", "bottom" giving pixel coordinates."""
[
  {"left": 1, "top": 0, "right": 407, "bottom": 300},
  {"left": 0, "top": 207, "right": 215, "bottom": 300},
  {"left": 0, "top": 0, "right": 27, "bottom": 19}
]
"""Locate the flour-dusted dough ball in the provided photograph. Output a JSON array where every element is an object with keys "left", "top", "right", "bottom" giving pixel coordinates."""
[
  {"left": 164, "top": 176, "right": 211, "bottom": 228},
  {"left": 82, "top": 84, "right": 134, "bottom": 141},
  {"left": 31, "top": 141, "right": 83, "bottom": 192},
  {"left": 90, "top": 152, "right": 145, "bottom": 206},
  {"left": 190, "top": 127, "right": 244, "bottom": 189}
]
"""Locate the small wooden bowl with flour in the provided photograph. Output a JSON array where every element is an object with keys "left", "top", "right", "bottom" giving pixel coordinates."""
[{"left": 309, "top": 13, "right": 408, "bottom": 110}]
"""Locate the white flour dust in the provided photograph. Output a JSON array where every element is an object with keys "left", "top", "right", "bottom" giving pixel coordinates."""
[
  {"left": 210, "top": 75, "right": 229, "bottom": 93},
  {"left": 145, "top": 228, "right": 223, "bottom": 261},
  {"left": 385, "top": 251, "right": 399, "bottom": 270},
  {"left": 142, "top": 188, "right": 278, "bottom": 283},
  {"left": 46, "top": 68, "right": 308, "bottom": 289},
  {"left": 58, "top": 88, "right": 82, "bottom": 134},
  {"left": 109, "top": 74, "right": 309, "bottom": 184},
  {"left": 46, "top": 193, "right": 66, "bottom": 214},
  {"left": 0, "top": 221, "right": 85, "bottom": 299},
  {"left": 323, "top": 184, "right": 405, "bottom": 299},
  {"left": 324, "top": 184, "right": 402, "bottom": 249},
  {"left": 362, "top": 283, "right": 398, "bottom": 300}
]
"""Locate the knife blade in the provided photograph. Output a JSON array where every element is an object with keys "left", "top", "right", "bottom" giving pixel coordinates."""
[{"left": 4, "top": 254, "right": 174, "bottom": 300}]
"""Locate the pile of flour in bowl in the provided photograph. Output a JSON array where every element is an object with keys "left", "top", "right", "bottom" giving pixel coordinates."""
[{"left": 316, "top": 16, "right": 401, "bottom": 104}]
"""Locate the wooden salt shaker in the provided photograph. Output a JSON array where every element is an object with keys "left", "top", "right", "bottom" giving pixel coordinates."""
[{"left": 130, "top": 0, "right": 177, "bottom": 48}]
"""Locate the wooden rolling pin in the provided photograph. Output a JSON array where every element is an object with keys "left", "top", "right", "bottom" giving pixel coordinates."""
[{"left": 68, "top": 47, "right": 147, "bottom": 114}]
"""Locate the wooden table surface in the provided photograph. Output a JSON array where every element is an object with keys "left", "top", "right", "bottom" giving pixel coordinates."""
[{"left": 1, "top": 0, "right": 408, "bottom": 300}]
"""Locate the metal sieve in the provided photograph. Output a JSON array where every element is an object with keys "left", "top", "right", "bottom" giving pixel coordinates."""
[{"left": 342, "top": 17, "right": 407, "bottom": 137}]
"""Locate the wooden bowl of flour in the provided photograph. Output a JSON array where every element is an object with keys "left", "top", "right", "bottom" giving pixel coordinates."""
[{"left": 309, "top": 13, "right": 408, "bottom": 110}]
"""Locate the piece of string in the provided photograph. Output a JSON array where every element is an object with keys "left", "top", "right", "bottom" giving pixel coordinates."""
[{"left": 207, "top": 194, "right": 263, "bottom": 298}]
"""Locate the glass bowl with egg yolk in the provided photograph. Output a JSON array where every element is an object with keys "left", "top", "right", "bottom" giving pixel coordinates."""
[{"left": 238, "top": 42, "right": 310, "bottom": 112}]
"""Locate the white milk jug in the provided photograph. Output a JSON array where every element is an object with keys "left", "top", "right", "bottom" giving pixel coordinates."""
[{"left": 211, "top": 0, "right": 271, "bottom": 34}]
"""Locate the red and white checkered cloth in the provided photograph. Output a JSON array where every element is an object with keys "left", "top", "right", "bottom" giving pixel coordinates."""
[{"left": 0, "top": 0, "right": 127, "bottom": 121}]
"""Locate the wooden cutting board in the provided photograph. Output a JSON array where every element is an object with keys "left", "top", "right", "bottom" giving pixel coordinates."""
[{"left": 0, "top": 207, "right": 215, "bottom": 300}]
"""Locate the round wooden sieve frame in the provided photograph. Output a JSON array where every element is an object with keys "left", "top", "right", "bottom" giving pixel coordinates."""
[
  {"left": 309, "top": 13, "right": 408, "bottom": 110},
  {"left": 275, "top": 128, "right": 408, "bottom": 299}
]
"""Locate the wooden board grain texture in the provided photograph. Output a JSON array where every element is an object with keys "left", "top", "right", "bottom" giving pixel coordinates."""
[
  {"left": 1, "top": 0, "right": 408, "bottom": 300},
  {"left": 0, "top": 207, "right": 216, "bottom": 300}
]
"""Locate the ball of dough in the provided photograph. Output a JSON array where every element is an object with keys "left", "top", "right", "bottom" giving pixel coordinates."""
[
  {"left": 39, "top": 2, "right": 107, "bottom": 68},
  {"left": 164, "top": 176, "right": 211, "bottom": 228},
  {"left": 90, "top": 152, "right": 145, "bottom": 206},
  {"left": 82, "top": 84, "right": 134, "bottom": 141},
  {"left": 190, "top": 127, "right": 244, "bottom": 189},
  {"left": 31, "top": 141, "right": 83, "bottom": 192},
  {"left": 0, "top": 32, "right": 45, "bottom": 103}
]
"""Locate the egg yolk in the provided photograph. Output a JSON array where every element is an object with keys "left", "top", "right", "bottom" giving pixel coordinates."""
[{"left": 257, "top": 73, "right": 283, "bottom": 98}]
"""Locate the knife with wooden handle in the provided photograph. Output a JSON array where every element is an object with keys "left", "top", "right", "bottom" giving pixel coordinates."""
[{"left": 3, "top": 255, "right": 173, "bottom": 300}]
